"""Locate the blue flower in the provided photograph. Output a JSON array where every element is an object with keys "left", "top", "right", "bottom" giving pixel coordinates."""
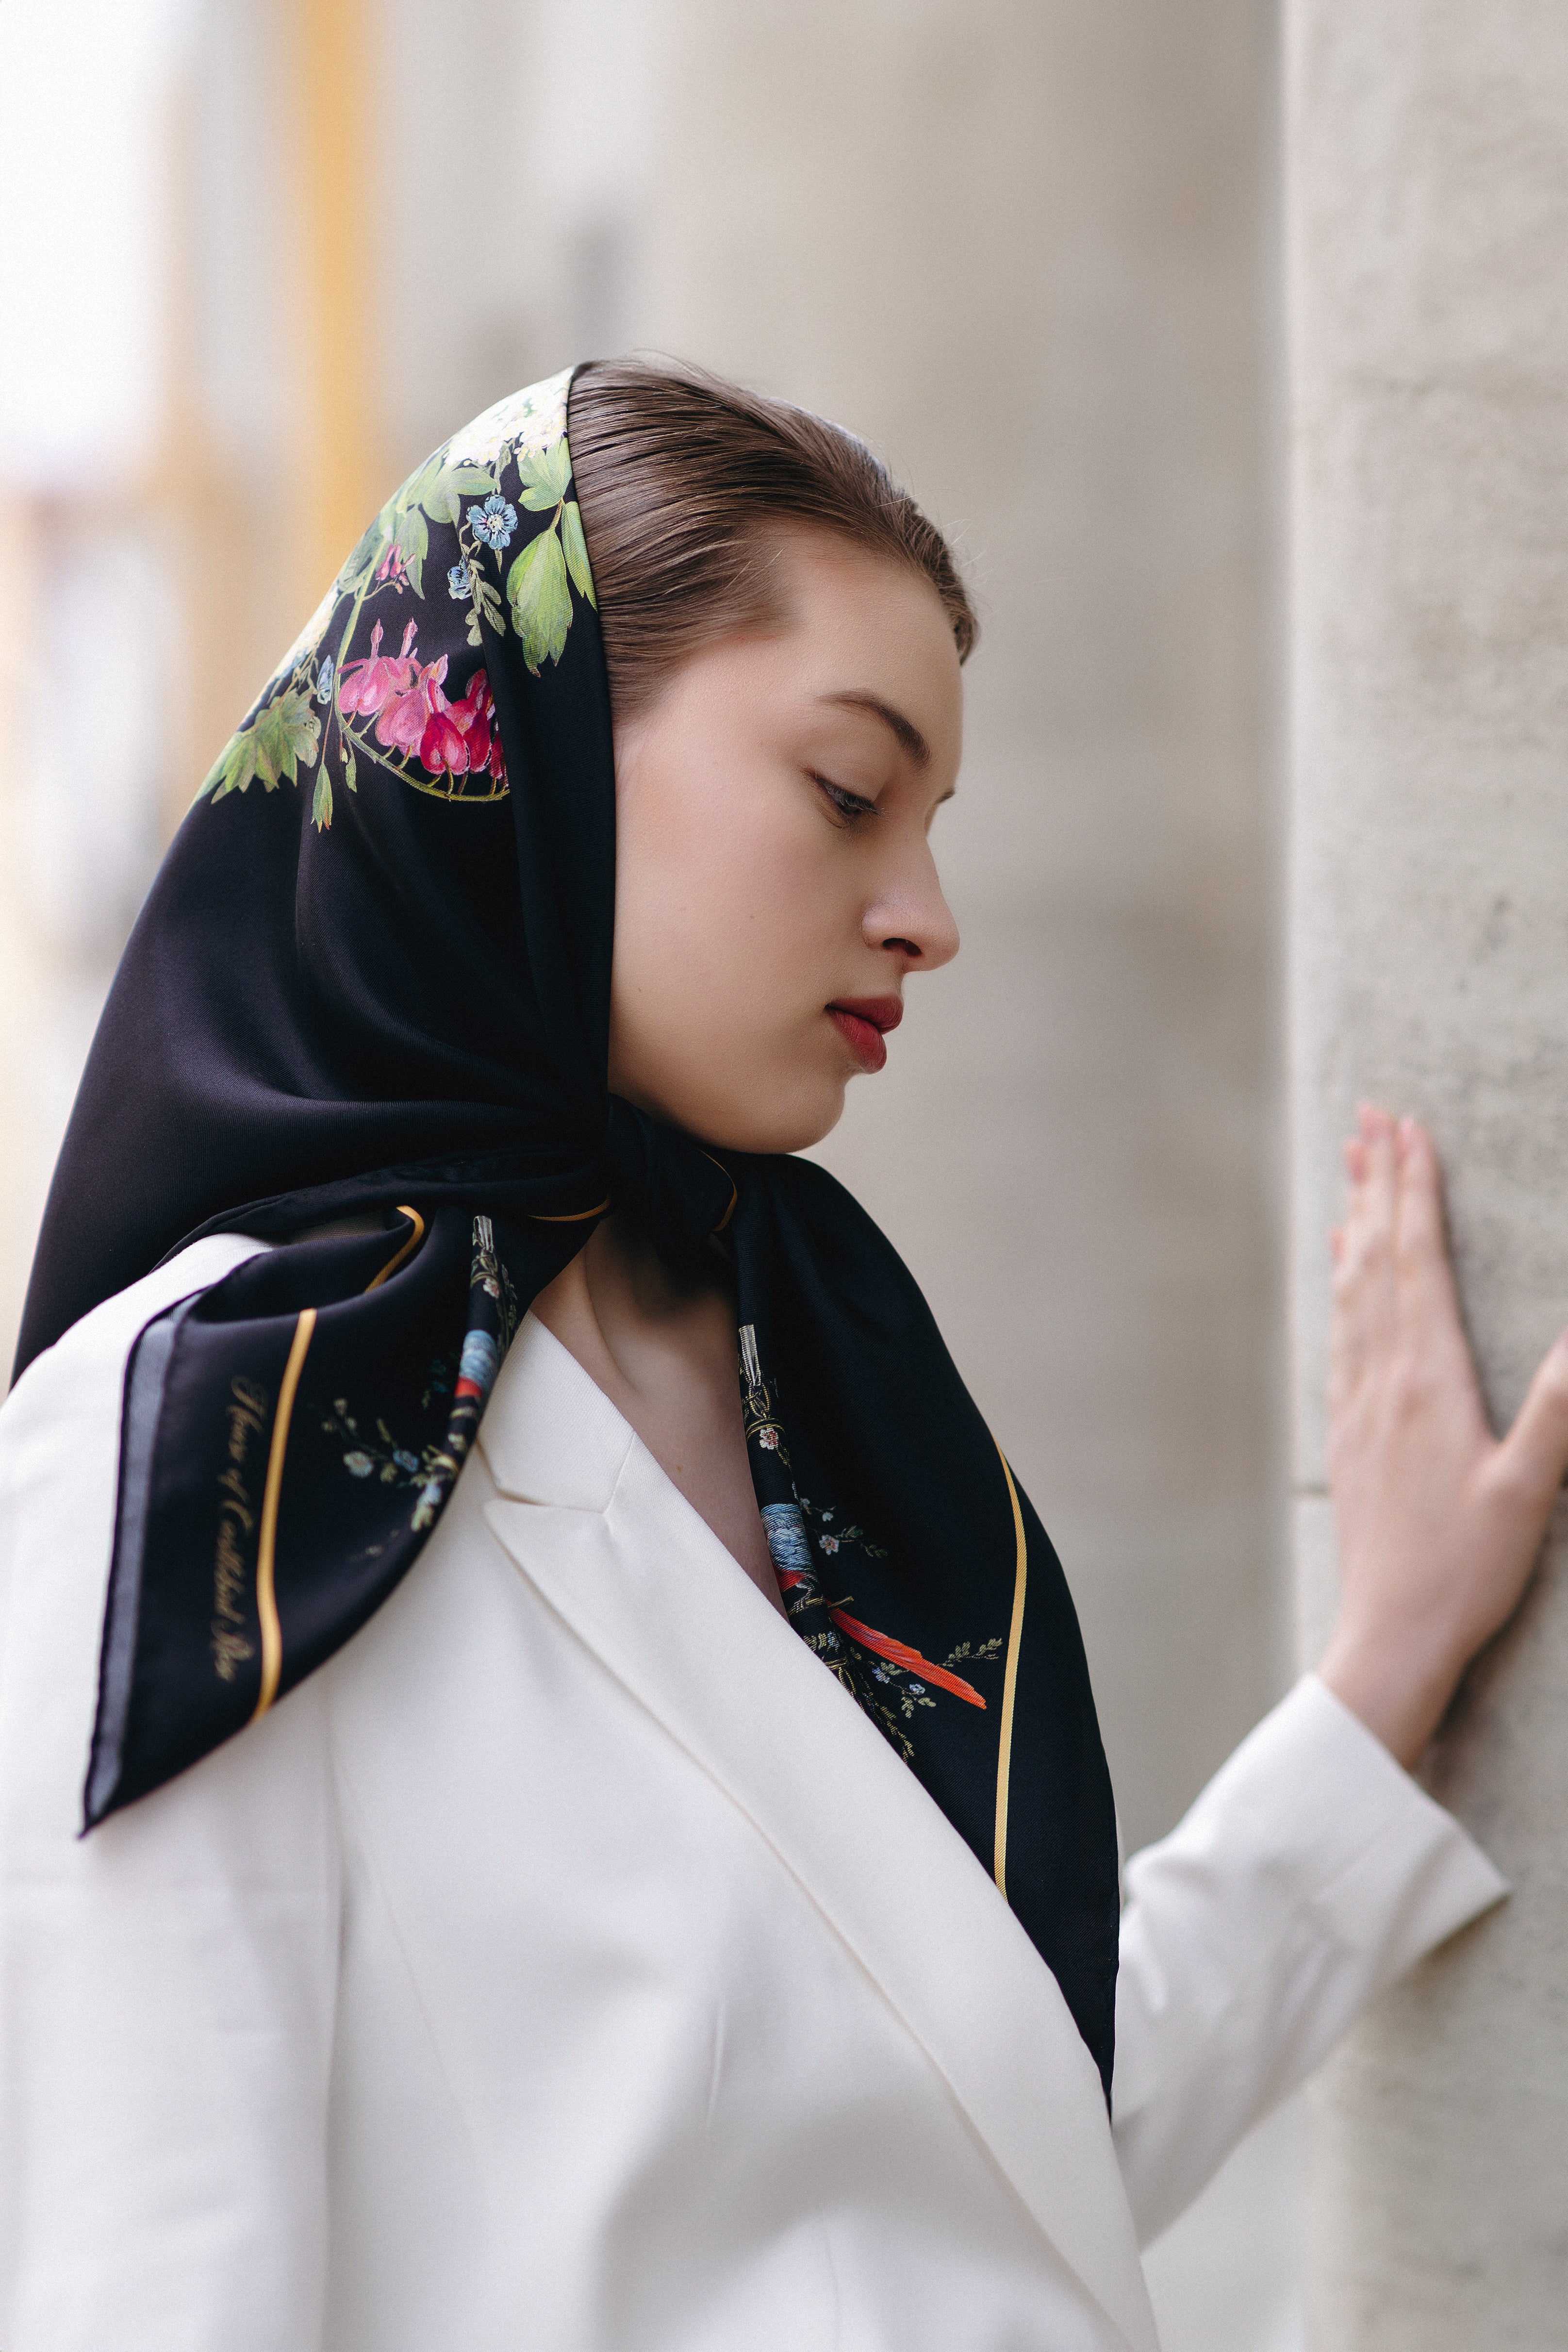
[
  {"left": 469, "top": 493, "right": 517, "bottom": 550},
  {"left": 393, "top": 1449, "right": 420, "bottom": 1473},
  {"left": 315, "top": 655, "right": 334, "bottom": 705},
  {"left": 447, "top": 561, "right": 471, "bottom": 599},
  {"left": 907, "top": 1681, "right": 925, "bottom": 1696}
]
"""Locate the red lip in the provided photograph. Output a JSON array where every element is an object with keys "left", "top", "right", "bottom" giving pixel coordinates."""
[{"left": 826, "top": 995, "right": 903, "bottom": 1074}]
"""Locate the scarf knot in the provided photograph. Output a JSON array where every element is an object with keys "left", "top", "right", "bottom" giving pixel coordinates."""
[{"left": 603, "top": 1098, "right": 739, "bottom": 1278}]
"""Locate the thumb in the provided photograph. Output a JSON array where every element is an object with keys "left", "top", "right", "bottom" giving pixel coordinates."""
[{"left": 1499, "top": 1331, "right": 1568, "bottom": 1512}]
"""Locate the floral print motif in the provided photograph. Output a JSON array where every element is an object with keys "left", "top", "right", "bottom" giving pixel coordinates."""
[
  {"left": 469, "top": 493, "right": 518, "bottom": 550},
  {"left": 198, "top": 368, "right": 594, "bottom": 830},
  {"left": 444, "top": 367, "right": 572, "bottom": 467},
  {"left": 316, "top": 1218, "right": 518, "bottom": 1538},
  {"left": 333, "top": 620, "right": 504, "bottom": 787},
  {"left": 317, "top": 1353, "right": 455, "bottom": 1491},
  {"left": 741, "top": 1325, "right": 1004, "bottom": 1765},
  {"left": 410, "top": 1216, "right": 518, "bottom": 1532}
]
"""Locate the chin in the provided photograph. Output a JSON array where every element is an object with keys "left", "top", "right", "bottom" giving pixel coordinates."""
[{"left": 687, "top": 1077, "right": 848, "bottom": 1159}]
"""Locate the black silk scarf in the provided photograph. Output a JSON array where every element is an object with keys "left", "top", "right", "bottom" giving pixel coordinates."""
[{"left": 15, "top": 368, "right": 1120, "bottom": 2093}]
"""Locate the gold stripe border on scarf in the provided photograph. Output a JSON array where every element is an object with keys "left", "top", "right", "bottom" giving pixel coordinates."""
[
  {"left": 991, "top": 1439, "right": 1028, "bottom": 1902},
  {"left": 250, "top": 1307, "right": 317, "bottom": 1723},
  {"left": 530, "top": 1198, "right": 611, "bottom": 1224},
  {"left": 366, "top": 1204, "right": 426, "bottom": 1290},
  {"left": 701, "top": 1154, "right": 739, "bottom": 1236}
]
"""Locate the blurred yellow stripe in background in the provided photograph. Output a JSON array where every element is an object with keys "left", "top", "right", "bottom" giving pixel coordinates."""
[{"left": 293, "top": 0, "right": 378, "bottom": 608}]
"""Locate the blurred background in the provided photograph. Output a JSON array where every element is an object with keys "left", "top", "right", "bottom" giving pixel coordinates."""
[{"left": 0, "top": 2, "right": 1295, "bottom": 2342}]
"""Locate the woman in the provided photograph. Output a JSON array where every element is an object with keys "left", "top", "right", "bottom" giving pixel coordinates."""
[{"left": 1, "top": 362, "right": 1563, "bottom": 2351}]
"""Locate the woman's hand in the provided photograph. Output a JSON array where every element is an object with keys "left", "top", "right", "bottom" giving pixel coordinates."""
[{"left": 1319, "top": 1102, "right": 1568, "bottom": 1767}]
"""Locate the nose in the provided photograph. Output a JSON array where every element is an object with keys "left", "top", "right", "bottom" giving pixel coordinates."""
[{"left": 863, "top": 837, "right": 960, "bottom": 972}]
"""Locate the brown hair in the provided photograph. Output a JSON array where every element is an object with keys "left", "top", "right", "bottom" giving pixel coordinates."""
[{"left": 566, "top": 359, "right": 976, "bottom": 727}]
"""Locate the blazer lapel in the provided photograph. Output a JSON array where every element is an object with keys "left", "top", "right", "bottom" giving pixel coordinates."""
[{"left": 479, "top": 1317, "right": 1158, "bottom": 2352}]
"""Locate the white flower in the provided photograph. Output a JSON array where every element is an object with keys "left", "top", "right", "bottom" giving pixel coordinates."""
[{"left": 446, "top": 367, "right": 572, "bottom": 468}]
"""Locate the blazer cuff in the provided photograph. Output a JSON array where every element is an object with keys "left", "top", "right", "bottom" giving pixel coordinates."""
[
  {"left": 1111, "top": 1673, "right": 1507, "bottom": 2244},
  {"left": 1173, "top": 1672, "right": 1508, "bottom": 1978}
]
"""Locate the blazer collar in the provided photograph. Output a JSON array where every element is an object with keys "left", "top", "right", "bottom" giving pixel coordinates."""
[{"left": 479, "top": 1316, "right": 1157, "bottom": 2352}]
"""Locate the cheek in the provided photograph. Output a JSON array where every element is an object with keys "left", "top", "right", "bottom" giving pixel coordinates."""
[
  {"left": 610, "top": 769, "right": 855, "bottom": 1145},
  {"left": 618, "top": 778, "right": 837, "bottom": 1000}
]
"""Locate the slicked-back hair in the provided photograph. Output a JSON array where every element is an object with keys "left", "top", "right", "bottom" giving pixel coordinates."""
[{"left": 566, "top": 359, "right": 976, "bottom": 729}]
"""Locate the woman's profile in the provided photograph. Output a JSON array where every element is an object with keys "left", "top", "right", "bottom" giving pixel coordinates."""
[{"left": 1, "top": 361, "right": 1563, "bottom": 2350}]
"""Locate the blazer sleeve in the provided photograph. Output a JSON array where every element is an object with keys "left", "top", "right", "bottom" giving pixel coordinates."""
[
  {"left": 0, "top": 1243, "right": 341, "bottom": 2352},
  {"left": 1110, "top": 1673, "right": 1506, "bottom": 2247}
]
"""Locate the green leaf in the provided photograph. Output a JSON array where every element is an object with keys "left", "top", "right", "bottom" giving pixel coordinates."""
[
  {"left": 516, "top": 440, "right": 572, "bottom": 509},
  {"left": 421, "top": 461, "right": 499, "bottom": 526},
  {"left": 394, "top": 503, "right": 429, "bottom": 596},
  {"left": 252, "top": 686, "right": 321, "bottom": 790},
  {"left": 342, "top": 743, "right": 357, "bottom": 794},
  {"left": 201, "top": 727, "right": 260, "bottom": 803},
  {"left": 561, "top": 501, "right": 596, "bottom": 608},
  {"left": 421, "top": 474, "right": 462, "bottom": 527},
  {"left": 312, "top": 769, "right": 334, "bottom": 829},
  {"left": 340, "top": 500, "right": 395, "bottom": 589},
  {"left": 507, "top": 526, "right": 572, "bottom": 671}
]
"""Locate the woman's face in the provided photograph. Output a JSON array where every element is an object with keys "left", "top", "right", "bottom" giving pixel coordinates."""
[{"left": 608, "top": 532, "right": 964, "bottom": 1155}]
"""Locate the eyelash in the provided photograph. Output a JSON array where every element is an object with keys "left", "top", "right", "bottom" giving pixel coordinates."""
[{"left": 813, "top": 774, "right": 879, "bottom": 826}]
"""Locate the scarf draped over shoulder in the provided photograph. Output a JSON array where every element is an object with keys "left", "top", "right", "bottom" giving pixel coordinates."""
[{"left": 14, "top": 368, "right": 1121, "bottom": 2097}]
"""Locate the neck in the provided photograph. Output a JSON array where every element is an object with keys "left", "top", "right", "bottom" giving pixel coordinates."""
[
  {"left": 529, "top": 1215, "right": 783, "bottom": 1611},
  {"left": 578, "top": 1215, "right": 735, "bottom": 1391}
]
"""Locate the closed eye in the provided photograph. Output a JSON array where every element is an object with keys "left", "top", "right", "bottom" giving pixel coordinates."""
[{"left": 813, "top": 773, "right": 880, "bottom": 826}]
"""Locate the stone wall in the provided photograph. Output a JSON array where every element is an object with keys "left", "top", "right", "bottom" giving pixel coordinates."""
[{"left": 1287, "top": 2, "right": 1568, "bottom": 2337}]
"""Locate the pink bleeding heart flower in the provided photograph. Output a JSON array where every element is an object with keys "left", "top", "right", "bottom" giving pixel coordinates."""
[
  {"left": 419, "top": 697, "right": 471, "bottom": 776},
  {"left": 338, "top": 620, "right": 420, "bottom": 718},
  {"left": 376, "top": 652, "right": 449, "bottom": 755},
  {"left": 446, "top": 667, "right": 505, "bottom": 782}
]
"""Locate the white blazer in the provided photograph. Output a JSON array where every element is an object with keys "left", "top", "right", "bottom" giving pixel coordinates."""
[{"left": 0, "top": 1238, "right": 1504, "bottom": 2352}]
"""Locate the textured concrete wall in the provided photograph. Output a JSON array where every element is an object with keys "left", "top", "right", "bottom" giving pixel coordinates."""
[{"left": 1288, "top": 4, "right": 1568, "bottom": 2339}]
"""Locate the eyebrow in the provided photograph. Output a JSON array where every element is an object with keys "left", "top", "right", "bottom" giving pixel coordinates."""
[{"left": 819, "top": 689, "right": 931, "bottom": 770}]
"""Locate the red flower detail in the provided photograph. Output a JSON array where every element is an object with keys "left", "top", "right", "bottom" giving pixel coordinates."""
[
  {"left": 339, "top": 625, "right": 507, "bottom": 787},
  {"left": 420, "top": 698, "right": 470, "bottom": 776},
  {"left": 446, "top": 666, "right": 506, "bottom": 783},
  {"left": 828, "top": 1608, "right": 987, "bottom": 1707}
]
